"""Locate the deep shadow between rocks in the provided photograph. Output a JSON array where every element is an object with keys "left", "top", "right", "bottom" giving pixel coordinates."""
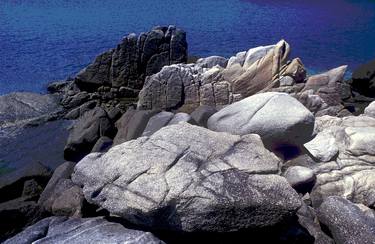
[
  {"left": 269, "top": 144, "right": 302, "bottom": 161},
  {"left": 105, "top": 215, "right": 314, "bottom": 244}
]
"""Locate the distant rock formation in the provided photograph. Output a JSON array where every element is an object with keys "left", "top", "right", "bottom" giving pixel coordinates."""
[
  {"left": 52, "top": 25, "right": 187, "bottom": 112},
  {"left": 137, "top": 40, "right": 308, "bottom": 113}
]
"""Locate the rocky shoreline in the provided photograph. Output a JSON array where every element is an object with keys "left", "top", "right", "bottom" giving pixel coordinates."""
[{"left": 1, "top": 26, "right": 375, "bottom": 243}]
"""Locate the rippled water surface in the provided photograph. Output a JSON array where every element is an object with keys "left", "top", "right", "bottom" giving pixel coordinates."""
[{"left": 0, "top": 0, "right": 374, "bottom": 94}]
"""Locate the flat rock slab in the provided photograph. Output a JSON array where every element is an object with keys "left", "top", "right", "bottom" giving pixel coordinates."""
[
  {"left": 4, "top": 217, "right": 164, "bottom": 244},
  {"left": 0, "top": 92, "right": 61, "bottom": 126},
  {"left": 72, "top": 123, "right": 301, "bottom": 232}
]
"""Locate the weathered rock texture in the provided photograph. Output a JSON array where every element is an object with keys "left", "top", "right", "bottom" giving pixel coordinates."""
[
  {"left": 76, "top": 26, "right": 187, "bottom": 90},
  {"left": 137, "top": 40, "right": 296, "bottom": 112},
  {"left": 304, "top": 115, "right": 375, "bottom": 207},
  {"left": 4, "top": 217, "right": 164, "bottom": 244},
  {"left": 317, "top": 196, "right": 375, "bottom": 244},
  {"left": 72, "top": 123, "right": 301, "bottom": 232},
  {"left": 137, "top": 40, "right": 356, "bottom": 118}
]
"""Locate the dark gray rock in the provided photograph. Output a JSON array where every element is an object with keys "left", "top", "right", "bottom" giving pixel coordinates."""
[
  {"left": 64, "top": 100, "right": 97, "bottom": 120},
  {"left": 38, "top": 162, "right": 75, "bottom": 212},
  {"left": 91, "top": 136, "right": 113, "bottom": 153},
  {"left": 190, "top": 105, "right": 217, "bottom": 127},
  {"left": 64, "top": 107, "right": 115, "bottom": 162},
  {"left": 113, "top": 109, "right": 159, "bottom": 145},
  {"left": 297, "top": 203, "right": 334, "bottom": 244},
  {"left": 141, "top": 111, "right": 174, "bottom": 137},
  {"left": 21, "top": 179, "right": 43, "bottom": 198},
  {"left": 0, "top": 197, "right": 45, "bottom": 242},
  {"left": 61, "top": 92, "right": 90, "bottom": 109},
  {"left": 75, "top": 25, "right": 187, "bottom": 92},
  {"left": 0, "top": 162, "right": 51, "bottom": 203},
  {"left": 351, "top": 59, "right": 375, "bottom": 97},
  {"left": 3, "top": 217, "right": 164, "bottom": 244},
  {"left": 47, "top": 80, "right": 70, "bottom": 94},
  {"left": 51, "top": 184, "right": 84, "bottom": 217},
  {"left": 72, "top": 122, "right": 302, "bottom": 232},
  {"left": 317, "top": 196, "right": 375, "bottom": 244}
]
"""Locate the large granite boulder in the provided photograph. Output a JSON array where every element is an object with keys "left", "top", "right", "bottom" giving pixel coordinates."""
[
  {"left": 317, "top": 196, "right": 375, "bottom": 244},
  {"left": 304, "top": 115, "right": 375, "bottom": 207},
  {"left": 72, "top": 123, "right": 302, "bottom": 232},
  {"left": 351, "top": 59, "right": 375, "bottom": 97},
  {"left": 75, "top": 26, "right": 187, "bottom": 91},
  {"left": 207, "top": 92, "right": 315, "bottom": 150},
  {"left": 3, "top": 217, "right": 164, "bottom": 244},
  {"left": 64, "top": 107, "right": 116, "bottom": 162}
]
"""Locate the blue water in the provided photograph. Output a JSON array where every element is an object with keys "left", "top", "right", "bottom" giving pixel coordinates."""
[{"left": 0, "top": 0, "right": 375, "bottom": 95}]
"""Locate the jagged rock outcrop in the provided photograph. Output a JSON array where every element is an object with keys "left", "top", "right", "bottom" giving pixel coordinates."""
[
  {"left": 303, "top": 115, "right": 375, "bottom": 207},
  {"left": 207, "top": 92, "right": 315, "bottom": 151},
  {"left": 72, "top": 122, "right": 302, "bottom": 232},
  {"left": 3, "top": 217, "right": 164, "bottom": 244},
  {"left": 76, "top": 26, "right": 187, "bottom": 90},
  {"left": 137, "top": 40, "right": 300, "bottom": 112}
]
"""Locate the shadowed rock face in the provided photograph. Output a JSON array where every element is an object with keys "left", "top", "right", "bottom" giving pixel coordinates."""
[
  {"left": 3, "top": 217, "right": 164, "bottom": 244},
  {"left": 75, "top": 26, "right": 187, "bottom": 91},
  {"left": 72, "top": 122, "right": 302, "bottom": 232}
]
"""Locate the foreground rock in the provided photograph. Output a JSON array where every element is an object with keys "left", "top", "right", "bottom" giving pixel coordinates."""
[
  {"left": 207, "top": 92, "right": 315, "bottom": 151},
  {"left": 0, "top": 162, "right": 52, "bottom": 241},
  {"left": 317, "top": 196, "right": 375, "bottom": 244},
  {"left": 4, "top": 217, "right": 164, "bottom": 244},
  {"left": 72, "top": 123, "right": 301, "bottom": 232}
]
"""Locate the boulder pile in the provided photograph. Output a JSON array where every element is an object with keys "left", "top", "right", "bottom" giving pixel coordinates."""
[{"left": 2, "top": 26, "right": 375, "bottom": 243}]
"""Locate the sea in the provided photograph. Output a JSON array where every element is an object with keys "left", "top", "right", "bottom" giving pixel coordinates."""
[{"left": 0, "top": 0, "right": 375, "bottom": 95}]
